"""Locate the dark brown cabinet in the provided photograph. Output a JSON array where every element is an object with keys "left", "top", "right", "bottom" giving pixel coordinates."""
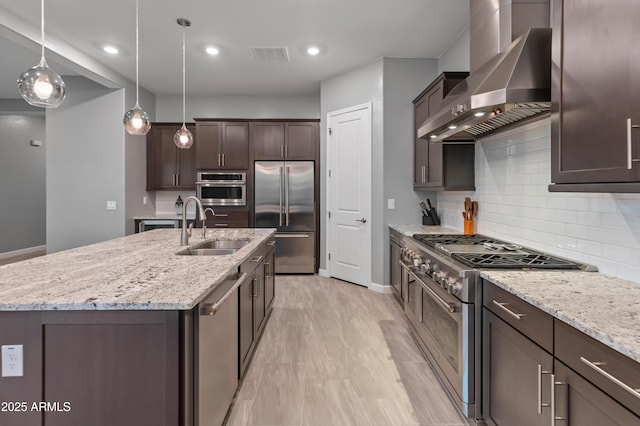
[
  {"left": 195, "top": 121, "right": 249, "bottom": 170},
  {"left": 146, "top": 123, "right": 196, "bottom": 190},
  {"left": 553, "top": 361, "right": 640, "bottom": 426},
  {"left": 200, "top": 209, "right": 249, "bottom": 228},
  {"left": 413, "top": 72, "right": 474, "bottom": 190},
  {"left": 483, "top": 308, "right": 553, "bottom": 426},
  {"left": 389, "top": 230, "right": 403, "bottom": 305},
  {"left": 252, "top": 121, "right": 318, "bottom": 160},
  {"left": 264, "top": 240, "right": 276, "bottom": 310},
  {"left": 550, "top": 0, "right": 640, "bottom": 192}
]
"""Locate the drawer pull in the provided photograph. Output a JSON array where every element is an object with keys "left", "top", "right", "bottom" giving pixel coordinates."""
[
  {"left": 492, "top": 300, "right": 525, "bottom": 320},
  {"left": 251, "top": 255, "right": 264, "bottom": 263},
  {"left": 580, "top": 356, "right": 640, "bottom": 399}
]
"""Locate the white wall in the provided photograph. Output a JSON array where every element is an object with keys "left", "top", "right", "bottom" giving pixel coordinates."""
[
  {"left": 438, "top": 27, "right": 470, "bottom": 74},
  {"left": 437, "top": 119, "right": 640, "bottom": 283},
  {"left": 46, "top": 77, "right": 126, "bottom": 253},
  {"left": 155, "top": 95, "right": 320, "bottom": 121},
  {"left": 383, "top": 58, "right": 439, "bottom": 284},
  {"left": 0, "top": 112, "right": 45, "bottom": 253}
]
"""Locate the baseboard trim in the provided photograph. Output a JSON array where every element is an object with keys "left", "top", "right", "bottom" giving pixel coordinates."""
[
  {"left": 368, "top": 282, "right": 392, "bottom": 294},
  {"left": 0, "top": 245, "right": 46, "bottom": 263},
  {"left": 318, "top": 268, "right": 330, "bottom": 278}
]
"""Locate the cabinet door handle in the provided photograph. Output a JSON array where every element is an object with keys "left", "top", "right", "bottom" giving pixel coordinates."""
[
  {"left": 222, "top": 153, "right": 225, "bottom": 167},
  {"left": 580, "top": 356, "right": 640, "bottom": 399},
  {"left": 285, "top": 144, "right": 288, "bottom": 158},
  {"left": 280, "top": 144, "right": 284, "bottom": 158},
  {"left": 627, "top": 118, "right": 640, "bottom": 170},
  {"left": 264, "top": 261, "right": 270, "bottom": 277},
  {"left": 537, "top": 364, "right": 552, "bottom": 414},
  {"left": 252, "top": 277, "right": 258, "bottom": 298},
  {"left": 218, "top": 153, "right": 222, "bottom": 167},
  {"left": 176, "top": 174, "right": 180, "bottom": 187},
  {"left": 422, "top": 165, "right": 426, "bottom": 183},
  {"left": 492, "top": 300, "right": 525, "bottom": 320},
  {"left": 553, "top": 376, "right": 567, "bottom": 425}
]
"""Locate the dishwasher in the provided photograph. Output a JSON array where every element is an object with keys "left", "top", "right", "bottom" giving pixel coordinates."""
[{"left": 195, "top": 271, "right": 247, "bottom": 426}]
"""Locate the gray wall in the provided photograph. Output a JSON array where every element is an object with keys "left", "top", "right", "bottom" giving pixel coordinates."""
[
  {"left": 382, "top": 58, "right": 439, "bottom": 284},
  {"left": 0, "top": 112, "right": 45, "bottom": 253},
  {"left": 155, "top": 95, "right": 320, "bottom": 121},
  {"left": 438, "top": 27, "right": 470, "bottom": 74},
  {"left": 46, "top": 77, "right": 126, "bottom": 253},
  {"left": 320, "top": 59, "right": 384, "bottom": 284},
  {"left": 124, "top": 86, "right": 156, "bottom": 235}
]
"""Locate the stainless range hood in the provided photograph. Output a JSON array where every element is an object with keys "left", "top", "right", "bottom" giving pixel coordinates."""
[{"left": 419, "top": 0, "right": 551, "bottom": 142}]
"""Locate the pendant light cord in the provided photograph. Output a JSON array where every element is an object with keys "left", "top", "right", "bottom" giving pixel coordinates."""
[
  {"left": 135, "top": 0, "right": 140, "bottom": 104},
  {"left": 40, "top": 0, "right": 45, "bottom": 59},
  {"left": 182, "top": 26, "right": 186, "bottom": 126}
]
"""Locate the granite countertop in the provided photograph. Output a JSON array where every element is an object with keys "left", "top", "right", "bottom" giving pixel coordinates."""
[
  {"left": 482, "top": 270, "right": 640, "bottom": 363},
  {"left": 0, "top": 228, "right": 274, "bottom": 311},
  {"left": 389, "top": 224, "right": 459, "bottom": 237}
]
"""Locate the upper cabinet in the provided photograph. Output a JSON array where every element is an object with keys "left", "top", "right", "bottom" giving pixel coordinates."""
[
  {"left": 550, "top": 0, "right": 640, "bottom": 192},
  {"left": 146, "top": 123, "right": 196, "bottom": 190},
  {"left": 195, "top": 121, "right": 249, "bottom": 170},
  {"left": 253, "top": 121, "right": 318, "bottom": 160},
  {"left": 413, "top": 72, "right": 475, "bottom": 191}
]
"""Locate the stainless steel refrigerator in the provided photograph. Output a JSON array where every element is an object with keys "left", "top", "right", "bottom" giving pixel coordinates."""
[{"left": 254, "top": 161, "right": 315, "bottom": 273}]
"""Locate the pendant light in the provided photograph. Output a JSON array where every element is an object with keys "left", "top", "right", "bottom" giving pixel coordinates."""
[
  {"left": 174, "top": 18, "right": 193, "bottom": 149},
  {"left": 17, "top": 0, "right": 66, "bottom": 108},
  {"left": 123, "top": 0, "right": 151, "bottom": 135}
]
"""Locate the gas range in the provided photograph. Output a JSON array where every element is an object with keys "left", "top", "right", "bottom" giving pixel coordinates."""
[{"left": 412, "top": 233, "right": 592, "bottom": 271}]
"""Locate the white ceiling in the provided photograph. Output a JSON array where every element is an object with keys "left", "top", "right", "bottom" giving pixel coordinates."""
[{"left": 0, "top": 0, "right": 469, "bottom": 97}]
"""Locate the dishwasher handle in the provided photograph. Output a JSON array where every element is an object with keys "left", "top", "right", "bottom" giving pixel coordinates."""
[{"left": 205, "top": 272, "right": 248, "bottom": 316}]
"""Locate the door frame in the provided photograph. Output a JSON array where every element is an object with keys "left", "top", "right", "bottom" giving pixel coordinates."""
[{"left": 326, "top": 102, "right": 372, "bottom": 288}]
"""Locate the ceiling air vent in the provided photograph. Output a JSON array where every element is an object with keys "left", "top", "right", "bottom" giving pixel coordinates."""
[{"left": 250, "top": 46, "right": 289, "bottom": 62}]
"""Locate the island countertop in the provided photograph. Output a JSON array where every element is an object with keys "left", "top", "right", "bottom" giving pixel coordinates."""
[{"left": 0, "top": 228, "right": 275, "bottom": 311}]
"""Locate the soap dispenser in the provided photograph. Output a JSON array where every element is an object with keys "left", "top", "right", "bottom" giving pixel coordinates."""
[{"left": 175, "top": 195, "right": 183, "bottom": 216}]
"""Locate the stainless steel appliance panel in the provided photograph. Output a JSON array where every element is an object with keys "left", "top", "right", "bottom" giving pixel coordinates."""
[
  {"left": 139, "top": 219, "right": 179, "bottom": 232},
  {"left": 255, "top": 161, "right": 315, "bottom": 273},
  {"left": 196, "top": 171, "right": 246, "bottom": 206},
  {"left": 195, "top": 272, "right": 244, "bottom": 426},
  {"left": 275, "top": 232, "right": 315, "bottom": 273},
  {"left": 255, "top": 161, "right": 315, "bottom": 231}
]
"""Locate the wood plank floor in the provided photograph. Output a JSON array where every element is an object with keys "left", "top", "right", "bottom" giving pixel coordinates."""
[{"left": 227, "top": 275, "right": 468, "bottom": 426}]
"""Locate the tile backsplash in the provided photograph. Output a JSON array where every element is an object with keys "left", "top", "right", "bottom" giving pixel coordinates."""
[
  {"left": 437, "top": 119, "right": 640, "bottom": 283},
  {"left": 155, "top": 190, "right": 197, "bottom": 216}
]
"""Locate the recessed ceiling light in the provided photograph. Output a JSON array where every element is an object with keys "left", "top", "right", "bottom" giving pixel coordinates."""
[
  {"left": 103, "top": 45, "right": 119, "bottom": 55},
  {"left": 448, "top": 124, "right": 458, "bottom": 130},
  {"left": 430, "top": 135, "right": 437, "bottom": 139},
  {"left": 307, "top": 46, "right": 320, "bottom": 56},
  {"left": 206, "top": 46, "right": 219, "bottom": 56}
]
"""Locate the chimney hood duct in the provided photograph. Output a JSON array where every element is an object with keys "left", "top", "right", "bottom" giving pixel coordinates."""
[{"left": 418, "top": 0, "right": 552, "bottom": 143}]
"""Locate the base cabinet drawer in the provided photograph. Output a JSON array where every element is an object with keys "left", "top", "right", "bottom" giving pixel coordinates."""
[
  {"left": 553, "top": 360, "right": 640, "bottom": 425},
  {"left": 201, "top": 210, "right": 249, "bottom": 228}
]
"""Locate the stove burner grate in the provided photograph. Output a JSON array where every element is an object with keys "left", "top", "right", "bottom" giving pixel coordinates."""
[{"left": 452, "top": 252, "right": 581, "bottom": 269}]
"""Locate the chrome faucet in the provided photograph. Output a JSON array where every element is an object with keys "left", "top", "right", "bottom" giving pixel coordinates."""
[
  {"left": 180, "top": 196, "right": 207, "bottom": 246},
  {"left": 201, "top": 207, "right": 216, "bottom": 239}
]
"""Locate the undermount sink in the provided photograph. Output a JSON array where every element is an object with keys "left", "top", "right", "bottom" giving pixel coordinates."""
[{"left": 176, "top": 239, "right": 250, "bottom": 256}]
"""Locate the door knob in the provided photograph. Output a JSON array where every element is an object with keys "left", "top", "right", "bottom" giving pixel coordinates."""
[{"left": 355, "top": 218, "right": 367, "bottom": 223}]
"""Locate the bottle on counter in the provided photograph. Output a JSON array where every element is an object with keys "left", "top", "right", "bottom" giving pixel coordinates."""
[{"left": 175, "top": 195, "right": 183, "bottom": 216}]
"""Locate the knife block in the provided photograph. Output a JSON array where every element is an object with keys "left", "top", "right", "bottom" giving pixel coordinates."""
[
  {"left": 422, "top": 215, "right": 435, "bottom": 226},
  {"left": 422, "top": 210, "right": 441, "bottom": 226}
]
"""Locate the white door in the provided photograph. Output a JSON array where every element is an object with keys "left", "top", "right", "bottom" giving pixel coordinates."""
[{"left": 327, "top": 103, "right": 371, "bottom": 287}]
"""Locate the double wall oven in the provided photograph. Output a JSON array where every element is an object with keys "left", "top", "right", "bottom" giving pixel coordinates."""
[{"left": 395, "top": 233, "right": 588, "bottom": 423}]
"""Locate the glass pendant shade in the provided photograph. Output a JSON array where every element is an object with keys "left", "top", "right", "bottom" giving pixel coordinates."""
[
  {"left": 17, "top": 58, "right": 66, "bottom": 107},
  {"left": 123, "top": 102, "right": 151, "bottom": 135},
  {"left": 123, "top": 0, "right": 151, "bottom": 135},
  {"left": 174, "top": 124, "right": 193, "bottom": 149}
]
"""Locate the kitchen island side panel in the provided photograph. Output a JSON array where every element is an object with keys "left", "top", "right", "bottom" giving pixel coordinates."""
[{"left": 0, "top": 310, "right": 181, "bottom": 426}]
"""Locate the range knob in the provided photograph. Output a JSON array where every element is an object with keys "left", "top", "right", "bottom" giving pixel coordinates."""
[
  {"left": 438, "top": 271, "right": 449, "bottom": 287},
  {"left": 447, "top": 279, "right": 463, "bottom": 295},
  {"left": 420, "top": 260, "right": 432, "bottom": 274}
]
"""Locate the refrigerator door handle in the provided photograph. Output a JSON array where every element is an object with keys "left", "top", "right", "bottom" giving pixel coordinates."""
[
  {"left": 279, "top": 166, "right": 284, "bottom": 227},
  {"left": 285, "top": 166, "right": 290, "bottom": 226}
]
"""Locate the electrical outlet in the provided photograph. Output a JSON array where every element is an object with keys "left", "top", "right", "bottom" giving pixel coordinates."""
[
  {"left": 387, "top": 198, "right": 395, "bottom": 209},
  {"left": 142, "top": 195, "right": 148, "bottom": 205},
  {"left": 106, "top": 201, "right": 117, "bottom": 210},
  {"left": 2, "top": 345, "right": 24, "bottom": 377}
]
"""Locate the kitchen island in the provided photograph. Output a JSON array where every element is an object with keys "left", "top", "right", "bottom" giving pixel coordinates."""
[{"left": 0, "top": 228, "right": 276, "bottom": 426}]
